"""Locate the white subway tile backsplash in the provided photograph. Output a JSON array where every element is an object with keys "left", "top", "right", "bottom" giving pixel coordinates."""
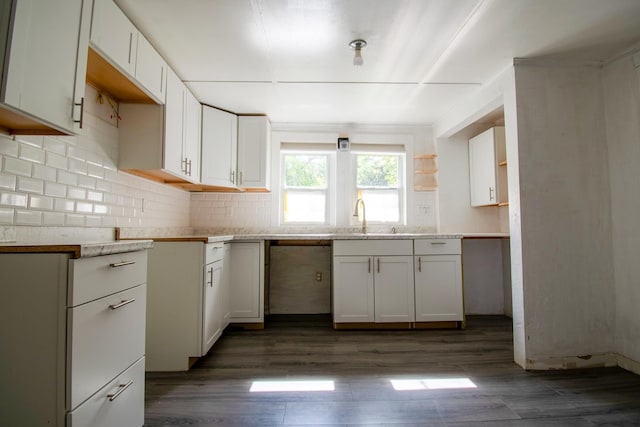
[
  {"left": 76, "top": 202, "right": 93, "bottom": 213},
  {"left": 87, "top": 163, "right": 104, "bottom": 179},
  {"left": 0, "top": 137, "right": 18, "bottom": 157},
  {"left": 68, "top": 158, "right": 87, "bottom": 175},
  {"left": 43, "top": 137, "right": 67, "bottom": 155},
  {"left": 32, "top": 164, "right": 57, "bottom": 182},
  {"left": 0, "top": 207, "right": 14, "bottom": 224},
  {"left": 68, "top": 187, "right": 86, "bottom": 200},
  {"left": 85, "top": 215, "right": 102, "bottom": 227},
  {"left": 46, "top": 151, "right": 68, "bottom": 170},
  {"left": 19, "top": 145, "right": 45, "bottom": 164},
  {"left": 3, "top": 157, "right": 32, "bottom": 177},
  {"left": 57, "top": 170, "right": 78, "bottom": 186},
  {"left": 44, "top": 182, "right": 66, "bottom": 198},
  {"left": 29, "top": 195, "right": 54, "bottom": 210},
  {"left": 93, "top": 204, "right": 109, "bottom": 215},
  {"left": 17, "top": 176, "right": 44, "bottom": 194},
  {"left": 0, "top": 173, "right": 16, "bottom": 190},
  {"left": 65, "top": 213, "right": 85, "bottom": 226},
  {"left": 77, "top": 175, "right": 96, "bottom": 189},
  {"left": 54, "top": 199, "right": 75, "bottom": 212},
  {"left": 67, "top": 145, "right": 86, "bottom": 161},
  {"left": 15, "top": 135, "right": 44, "bottom": 148},
  {"left": 42, "top": 211, "right": 65, "bottom": 226},
  {"left": 87, "top": 191, "right": 103, "bottom": 202},
  {"left": 15, "top": 209, "right": 42, "bottom": 225},
  {"left": 0, "top": 191, "right": 27, "bottom": 207}
]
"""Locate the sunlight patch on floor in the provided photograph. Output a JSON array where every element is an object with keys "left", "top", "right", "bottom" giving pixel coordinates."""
[
  {"left": 250, "top": 380, "right": 335, "bottom": 392},
  {"left": 390, "top": 377, "right": 477, "bottom": 391}
]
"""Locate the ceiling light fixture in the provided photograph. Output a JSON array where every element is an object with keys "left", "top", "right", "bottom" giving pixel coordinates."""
[{"left": 349, "top": 39, "right": 367, "bottom": 66}]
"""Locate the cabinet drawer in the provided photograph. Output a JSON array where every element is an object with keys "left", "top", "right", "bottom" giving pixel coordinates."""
[
  {"left": 205, "top": 242, "right": 225, "bottom": 264},
  {"left": 69, "top": 251, "right": 147, "bottom": 306},
  {"left": 414, "top": 239, "right": 461, "bottom": 255},
  {"left": 333, "top": 239, "right": 413, "bottom": 256},
  {"left": 68, "top": 285, "right": 146, "bottom": 410},
  {"left": 67, "top": 357, "right": 145, "bottom": 427}
]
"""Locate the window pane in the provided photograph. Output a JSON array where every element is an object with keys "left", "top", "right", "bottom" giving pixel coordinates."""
[
  {"left": 284, "top": 154, "right": 327, "bottom": 188},
  {"left": 284, "top": 191, "right": 326, "bottom": 223},
  {"left": 360, "top": 189, "right": 399, "bottom": 222},
  {"left": 357, "top": 155, "right": 398, "bottom": 187}
]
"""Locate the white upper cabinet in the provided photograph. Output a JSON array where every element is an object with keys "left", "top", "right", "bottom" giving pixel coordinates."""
[
  {"left": 90, "top": 0, "right": 137, "bottom": 76},
  {"left": 237, "top": 116, "right": 271, "bottom": 190},
  {"left": 0, "top": 0, "right": 91, "bottom": 135},
  {"left": 468, "top": 126, "right": 506, "bottom": 207},
  {"left": 118, "top": 68, "right": 201, "bottom": 184},
  {"left": 90, "top": 0, "right": 167, "bottom": 104},
  {"left": 135, "top": 33, "right": 167, "bottom": 103},
  {"left": 201, "top": 105, "right": 238, "bottom": 188}
]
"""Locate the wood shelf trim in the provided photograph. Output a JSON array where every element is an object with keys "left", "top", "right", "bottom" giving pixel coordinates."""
[
  {"left": 414, "top": 154, "right": 437, "bottom": 159},
  {"left": 498, "top": 202, "right": 509, "bottom": 207},
  {"left": 415, "top": 169, "right": 438, "bottom": 174},
  {"left": 499, "top": 161, "right": 508, "bottom": 166}
]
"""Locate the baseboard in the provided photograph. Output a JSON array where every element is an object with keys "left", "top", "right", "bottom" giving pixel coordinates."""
[
  {"left": 616, "top": 353, "right": 640, "bottom": 375},
  {"left": 524, "top": 353, "right": 618, "bottom": 370}
]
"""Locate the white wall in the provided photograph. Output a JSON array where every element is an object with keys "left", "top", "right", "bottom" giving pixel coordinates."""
[
  {"left": 513, "top": 61, "right": 615, "bottom": 366},
  {"left": 0, "top": 85, "right": 191, "bottom": 241},
  {"left": 602, "top": 51, "right": 640, "bottom": 367}
]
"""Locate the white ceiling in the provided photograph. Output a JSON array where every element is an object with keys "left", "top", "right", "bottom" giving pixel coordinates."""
[{"left": 115, "top": 0, "right": 640, "bottom": 126}]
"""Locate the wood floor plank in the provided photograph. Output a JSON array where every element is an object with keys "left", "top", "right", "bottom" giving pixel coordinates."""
[{"left": 144, "top": 315, "right": 640, "bottom": 426}]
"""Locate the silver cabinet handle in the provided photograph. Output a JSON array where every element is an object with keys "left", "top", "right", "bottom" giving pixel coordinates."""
[
  {"left": 239, "top": 171, "right": 243, "bottom": 185},
  {"left": 368, "top": 258, "right": 371, "bottom": 273},
  {"left": 73, "top": 97, "right": 84, "bottom": 129},
  {"left": 181, "top": 158, "right": 188, "bottom": 174},
  {"left": 187, "top": 159, "right": 192, "bottom": 176},
  {"left": 128, "top": 33, "right": 133, "bottom": 64},
  {"left": 418, "top": 256, "right": 422, "bottom": 272},
  {"left": 108, "top": 379, "right": 134, "bottom": 402},
  {"left": 430, "top": 242, "right": 446, "bottom": 245},
  {"left": 377, "top": 258, "right": 380, "bottom": 273},
  {"left": 109, "top": 299, "right": 136, "bottom": 310},
  {"left": 109, "top": 260, "right": 136, "bottom": 268},
  {"left": 489, "top": 186, "right": 495, "bottom": 201},
  {"left": 207, "top": 267, "right": 213, "bottom": 287},
  {"left": 231, "top": 170, "right": 235, "bottom": 184}
]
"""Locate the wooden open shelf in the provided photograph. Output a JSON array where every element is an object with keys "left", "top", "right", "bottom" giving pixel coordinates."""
[
  {"left": 414, "top": 154, "right": 438, "bottom": 160},
  {"left": 414, "top": 153, "right": 438, "bottom": 191},
  {"left": 499, "top": 160, "right": 507, "bottom": 166}
]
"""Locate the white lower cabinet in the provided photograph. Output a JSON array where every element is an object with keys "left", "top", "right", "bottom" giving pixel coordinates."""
[
  {"left": 146, "top": 241, "right": 229, "bottom": 371},
  {"left": 0, "top": 248, "right": 147, "bottom": 426},
  {"left": 229, "top": 241, "right": 265, "bottom": 323},
  {"left": 414, "top": 239, "right": 463, "bottom": 322},
  {"left": 333, "top": 240, "right": 414, "bottom": 324}
]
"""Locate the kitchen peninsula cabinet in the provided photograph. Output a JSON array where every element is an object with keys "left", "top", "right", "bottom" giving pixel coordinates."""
[
  {"left": 118, "top": 68, "right": 201, "bottom": 184},
  {"left": 145, "top": 241, "right": 229, "bottom": 371},
  {"left": 0, "top": 243, "right": 150, "bottom": 426},
  {"left": 229, "top": 241, "right": 265, "bottom": 325},
  {"left": 0, "top": 0, "right": 91, "bottom": 135},
  {"left": 469, "top": 126, "right": 507, "bottom": 207},
  {"left": 414, "top": 238, "right": 463, "bottom": 325},
  {"left": 333, "top": 240, "right": 414, "bottom": 326}
]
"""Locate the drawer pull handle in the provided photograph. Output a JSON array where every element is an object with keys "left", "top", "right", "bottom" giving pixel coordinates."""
[
  {"left": 418, "top": 256, "right": 422, "bottom": 272},
  {"left": 430, "top": 242, "right": 446, "bottom": 245},
  {"left": 109, "top": 260, "right": 136, "bottom": 268},
  {"left": 109, "top": 299, "right": 136, "bottom": 310},
  {"left": 108, "top": 379, "right": 134, "bottom": 402}
]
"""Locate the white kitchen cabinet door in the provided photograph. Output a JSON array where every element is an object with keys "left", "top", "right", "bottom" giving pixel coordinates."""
[
  {"left": 469, "top": 126, "right": 506, "bottom": 206},
  {"left": 164, "top": 67, "right": 187, "bottom": 178},
  {"left": 230, "top": 242, "right": 264, "bottom": 322},
  {"left": 374, "top": 256, "right": 415, "bottom": 323},
  {"left": 1, "top": 0, "right": 90, "bottom": 134},
  {"left": 333, "top": 256, "right": 375, "bottom": 323},
  {"left": 90, "top": 0, "right": 137, "bottom": 76},
  {"left": 135, "top": 32, "right": 166, "bottom": 103},
  {"left": 237, "top": 116, "right": 271, "bottom": 190},
  {"left": 414, "top": 255, "right": 463, "bottom": 322},
  {"left": 201, "top": 105, "right": 238, "bottom": 187},
  {"left": 203, "top": 259, "right": 223, "bottom": 355},
  {"left": 184, "top": 88, "right": 202, "bottom": 182}
]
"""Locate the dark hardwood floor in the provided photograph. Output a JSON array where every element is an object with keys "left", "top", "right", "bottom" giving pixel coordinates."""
[{"left": 144, "top": 316, "right": 640, "bottom": 426}]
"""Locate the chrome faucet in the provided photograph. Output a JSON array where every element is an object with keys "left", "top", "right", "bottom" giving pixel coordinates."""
[{"left": 353, "top": 198, "right": 367, "bottom": 234}]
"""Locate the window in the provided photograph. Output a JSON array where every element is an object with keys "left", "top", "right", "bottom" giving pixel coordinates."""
[
  {"left": 353, "top": 153, "right": 404, "bottom": 223},
  {"left": 281, "top": 152, "right": 330, "bottom": 224}
]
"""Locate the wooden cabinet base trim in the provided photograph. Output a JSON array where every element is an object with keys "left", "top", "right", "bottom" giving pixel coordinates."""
[
  {"left": 333, "top": 322, "right": 412, "bottom": 330},
  {"left": 413, "top": 321, "right": 462, "bottom": 330},
  {"left": 228, "top": 322, "right": 264, "bottom": 330}
]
